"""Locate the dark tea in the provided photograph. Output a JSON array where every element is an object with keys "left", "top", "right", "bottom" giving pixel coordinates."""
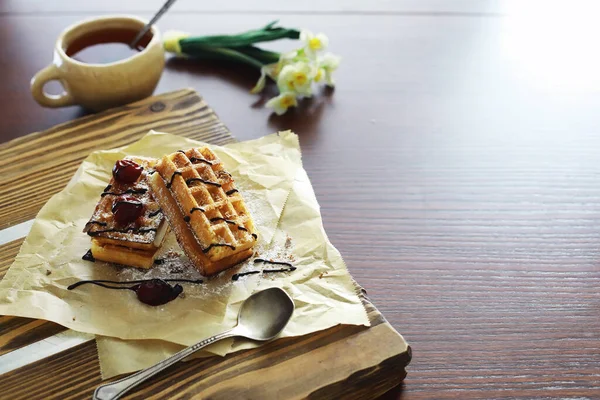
[{"left": 66, "top": 28, "right": 152, "bottom": 64}]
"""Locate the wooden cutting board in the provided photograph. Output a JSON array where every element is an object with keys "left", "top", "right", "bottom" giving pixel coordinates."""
[{"left": 0, "top": 89, "right": 411, "bottom": 399}]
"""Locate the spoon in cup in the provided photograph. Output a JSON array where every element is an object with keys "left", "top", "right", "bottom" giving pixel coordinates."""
[{"left": 93, "top": 287, "right": 294, "bottom": 400}]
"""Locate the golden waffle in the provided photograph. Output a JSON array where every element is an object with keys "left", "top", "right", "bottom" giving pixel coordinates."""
[
  {"left": 83, "top": 157, "right": 168, "bottom": 269},
  {"left": 149, "top": 147, "right": 257, "bottom": 276}
]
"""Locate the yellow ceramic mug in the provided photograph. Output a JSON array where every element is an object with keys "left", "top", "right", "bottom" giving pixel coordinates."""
[{"left": 31, "top": 15, "right": 165, "bottom": 111}]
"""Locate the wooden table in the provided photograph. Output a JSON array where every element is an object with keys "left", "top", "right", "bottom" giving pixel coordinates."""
[{"left": 2, "top": 1, "right": 600, "bottom": 398}]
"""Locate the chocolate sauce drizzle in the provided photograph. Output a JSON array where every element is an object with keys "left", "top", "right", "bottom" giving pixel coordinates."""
[
  {"left": 185, "top": 178, "right": 221, "bottom": 187},
  {"left": 177, "top": 150, "right": 186, "bottom": 154},
  {"left": 225, "top": 189, "right": 239, "bottom": 196},
  {"left": 68, "top": 278, "right": 203, "bottom": 306},
  {"left": 202, "top": 243, "right": 236, "bottom": 253},
  {"left": 86, "top": 221, "right": 107, "bottom": 227},
  {"left": 166, "top": 171, "right": 182, "bottom": 188},
  {"left": 148, "top": 209, "right": 162, "bottom": 218},
  {"left": 251, "top": 233, "right": 258, "bottom": 240},
  {"left": 231, "top": 260, "right": 296, "bottom": 281},
  {"left": 210, "top": 217, "right": 237, "bottom": 225},
  {"left": 184, "top": 216, "right": 191, "bottom": 222},
  {"left": 101, "top": 188, "right": 147, "bottom": 197},
  {"left": 87, "top": 227, "right": 157, "bottom": 236},
  {"left": 67, "top": 278, "right": 203, "bottom": 290},
  {"left": 209, "top": 217, "right": 249, "bottom": 232},
  {"left": 189, "top": 157, "right": 213, "bottom": 165},
  {"left": 254, "top": 258, "right": 294, "bottom": 268},
  {"left": 231, "top": 271, "right": 260, "bottom": 281},
  {"left": 190, "top": 207, "right": 205, "bottom": 213},
  {"left": 82, "top": 249, "right": 95, "bottom": 262}
]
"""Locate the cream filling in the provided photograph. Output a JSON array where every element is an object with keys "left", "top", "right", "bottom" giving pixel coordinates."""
[{"left": 153, "top": 218, "right": 169, "bottom": 248}]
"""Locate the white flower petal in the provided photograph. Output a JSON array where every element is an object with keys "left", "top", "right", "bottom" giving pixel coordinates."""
[
  {"left": 250, "top": 69, "right": 267, "bottom": 94},
  {"left": 300, "top": 30, "right": 313, "bottom": 42},
  {"left": 315, "top": 33, "right": 329, "bottom": 49}
]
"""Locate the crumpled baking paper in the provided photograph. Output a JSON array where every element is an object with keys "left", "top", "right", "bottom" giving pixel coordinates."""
[{"left": 0, "top": 130, "right": 370, "bottom": 379}]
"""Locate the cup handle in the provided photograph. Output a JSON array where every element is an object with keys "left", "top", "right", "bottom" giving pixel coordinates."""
[{"left": 30, "top": 64, "right": 75, "bottom": 108}]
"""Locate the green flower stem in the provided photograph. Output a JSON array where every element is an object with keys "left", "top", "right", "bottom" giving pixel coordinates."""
[
  {"left": 231, "top": 46, "right": 281, "bottom": 65},
  {"left": 179, "top": 21, "right": 299, "bottom": 50},
  {"left": 181, "top": 45, "right": 265, "bottom": 70}
]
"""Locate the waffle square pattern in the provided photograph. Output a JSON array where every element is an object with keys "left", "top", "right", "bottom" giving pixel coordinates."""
[{"left": 149, "top": 147, "right": 257, "bottom": 275}]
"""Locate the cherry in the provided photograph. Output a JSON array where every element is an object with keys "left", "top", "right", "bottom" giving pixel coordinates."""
[
  {"left": 112, "top": 195, "right": 144, "bottom": 225},
  {"left": 112, "top": 159, "right": 143, "bottom": 184},
  {"left": 134, "top": 279, "right": 183, "bottom": 306}
]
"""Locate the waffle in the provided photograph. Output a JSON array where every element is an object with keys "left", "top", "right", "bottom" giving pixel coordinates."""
[
  {"left": 83, "top": 157, "right": 168, "bottom": 269},
  {"left": 148, "top": 147, "right": 257, "bottom": 276}
]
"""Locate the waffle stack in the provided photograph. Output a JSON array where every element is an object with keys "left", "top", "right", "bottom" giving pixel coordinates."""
[
  {"left": 83, "top": 157, "right": 168, "bottom": 268},
  {"left": 149, "top": 147, "right": 257, "bottom": 276}
]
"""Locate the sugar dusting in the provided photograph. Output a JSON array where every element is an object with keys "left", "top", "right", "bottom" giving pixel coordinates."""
[{"left": 104, "top": 189, "right": 297, "bottom": 299}]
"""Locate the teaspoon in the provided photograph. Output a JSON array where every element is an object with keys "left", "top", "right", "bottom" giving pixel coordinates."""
[{"left": 93, "top": 287, "right": 294, "bottom": 400}]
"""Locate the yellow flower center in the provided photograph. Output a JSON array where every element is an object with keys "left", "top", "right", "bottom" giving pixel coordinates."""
[
  {"left": 281, "top": 96, "right": 295, "bottom": 107},
  {"left": 309, "top": 37, "right": 322, "bottom": 50},
  {"left": 293, "top": 72, "right": 307, "bottom": 86},
  {"left": 314, "top": 69, "right": 323, "bottom": 82}
]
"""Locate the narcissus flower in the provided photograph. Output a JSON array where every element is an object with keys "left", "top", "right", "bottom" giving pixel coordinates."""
[
  {"left": 265, "top": 92, "right": 298, "bottom": 115},
  {"left": 300, "top": 30, "right": 329, "bottom": 58},
  {"left": 277, "top": 63, "right": 314, "bottom": 96}
]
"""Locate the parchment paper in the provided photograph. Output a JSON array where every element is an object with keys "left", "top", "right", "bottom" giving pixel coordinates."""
[
  {"left": 0, "top": 131, "right": 299, "bottom": 344},
  {"left": 0, "top": 130, "right": 370, "bottom": 379}
]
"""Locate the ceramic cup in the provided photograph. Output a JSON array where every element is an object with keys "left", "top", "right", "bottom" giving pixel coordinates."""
[{"left": 31, "top": 15, "right": 165, "bottom": 111}]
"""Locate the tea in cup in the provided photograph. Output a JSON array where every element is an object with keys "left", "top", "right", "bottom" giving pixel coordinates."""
[{"left": 31, "top": 15, "right": 165, "bottom": 111}]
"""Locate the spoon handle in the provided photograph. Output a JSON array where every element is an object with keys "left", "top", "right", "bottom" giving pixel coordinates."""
[{"left": 93, "top": 330, "right": 235, "bottom": 400}]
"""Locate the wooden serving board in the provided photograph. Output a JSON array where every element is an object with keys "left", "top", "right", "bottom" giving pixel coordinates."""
[{"left": 0, "top": 89, "right": 411, "bottom": 399}]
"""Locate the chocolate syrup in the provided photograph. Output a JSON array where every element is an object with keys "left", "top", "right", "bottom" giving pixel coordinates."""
[
  {"left": 86, "top": 221, "right": 107, "bottom": 227},
  {"left": 251, "top": 233, "right": 258, "bottom": 240},
  {"left": 231, "top": 265, "right": 296, "bottom": 281},
  {"left": 166, "top": 171, "right": 182, "bottom": 188},
  {"left": 232, "top": 271, "right": 260, "bottom": 281},
  {"left": 190, "top": 207, "right": 205, "bottom": 213},
  {"left": 209, "top": 217, "right": 248, "bottom": 232},
  {"left": 225, "top": 189, "right": 239, "bottom": 196},
  {"left": 82, "top": 249, "right": 95, "bottom": 262},
  {"left": 185, "top": 178, "right": 221, "bottom": 187},
  {"left": 189, "top": 157, "right": 213, "bottom": 165},
  {"left": 184, "top": 216, "right": 191, "bottom": 222},
  {"left": 264, "top": 267, "right": 297, "bottom": 273},
  {"left": 148, "top": 209, "right": 162, "bottom": 218},
  {"left": 202, "top": 243, "right": 236, "bottom": 253},
  {"left": 101, "top": 188, "right": 147, "bottom": 197},
  {"left": 209, "top": 217, "right": 236, "bottom": 224},
  {"left": 254, "top": 258, "right": 294, "bottom": 268},
  {"left": 67, "top": 278, "right": 203, "bottom": 306},
  {"left": 87, "top": 227, "right": 157, "bottom": 236}
]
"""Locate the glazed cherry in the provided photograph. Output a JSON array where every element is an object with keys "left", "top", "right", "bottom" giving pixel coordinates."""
[
  {"left": 112, "top": 159, "right": 143, "bottom": 184},
  {"left": 112, "top": 195, "right": 144, "bottom": 225},
  {"left": 134, "top": 279, "right": 183, "bottom": 306}
]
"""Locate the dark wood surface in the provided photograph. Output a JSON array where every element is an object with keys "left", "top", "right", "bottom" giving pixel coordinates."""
[{"left": 2, "top": 1, "right": 600, "bottom": 398}]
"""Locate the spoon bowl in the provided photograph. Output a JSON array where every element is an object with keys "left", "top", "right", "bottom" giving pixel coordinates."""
[{"left": 236, "top": 287, "right": 295, "bottom": 341}]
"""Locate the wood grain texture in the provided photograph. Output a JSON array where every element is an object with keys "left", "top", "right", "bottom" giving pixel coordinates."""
[
  {"left": 0, "top": 314, "right": 408, "bottom": 399},
  {"left": 3, "top": 1, "right": 600, "bottom": 398}
]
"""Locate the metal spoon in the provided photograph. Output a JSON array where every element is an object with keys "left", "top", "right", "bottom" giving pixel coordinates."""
[
  {"left": 129, "top": 0, "right": 178, "bottom": 49},
  {"left": 93, "top": 287, "right": 294, "bottom": 400}
]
